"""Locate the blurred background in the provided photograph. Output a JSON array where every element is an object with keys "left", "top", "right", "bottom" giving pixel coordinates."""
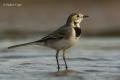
[{"left": 0, "top": 0, "right": 120, "bottom": 39}]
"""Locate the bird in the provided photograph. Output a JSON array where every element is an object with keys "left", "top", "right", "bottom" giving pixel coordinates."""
[{"left": 8, "top": 13, "right": 89, "bottom": 71}]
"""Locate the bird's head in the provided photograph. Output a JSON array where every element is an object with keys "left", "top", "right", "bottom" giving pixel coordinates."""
[{"left": 66, "top": 13, "right": 89, "bottom": 27}]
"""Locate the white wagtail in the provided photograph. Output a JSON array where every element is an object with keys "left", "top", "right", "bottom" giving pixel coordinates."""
[{"left": 8, "top": 13, "right": 88, "bottom": 71}]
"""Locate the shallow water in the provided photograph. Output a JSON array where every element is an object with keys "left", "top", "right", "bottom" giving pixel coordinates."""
[{"left": 0, "top": 38, "right": 120, "bottom": 80}]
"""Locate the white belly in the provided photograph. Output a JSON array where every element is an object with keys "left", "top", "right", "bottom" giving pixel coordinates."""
[{"left": 47, "top": 37, "right": 80, "bottom": 50}]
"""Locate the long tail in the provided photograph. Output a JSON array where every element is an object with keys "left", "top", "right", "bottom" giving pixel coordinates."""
[{"left": 8, "top": 41, "right": 35, "bottom": 49}]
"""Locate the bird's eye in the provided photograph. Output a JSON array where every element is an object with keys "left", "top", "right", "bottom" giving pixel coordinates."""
[{"left": 76, "top": 15, "right": 79, "bottom": 17}]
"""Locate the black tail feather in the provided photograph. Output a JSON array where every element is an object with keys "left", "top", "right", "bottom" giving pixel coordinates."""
[{"left": 8, "top": 42, "right": 35, "bottom": 49}]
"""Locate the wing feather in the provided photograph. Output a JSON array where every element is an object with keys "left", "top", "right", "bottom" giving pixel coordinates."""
[{"left": 36, "top": 26, "right": 68, "bottom": 42}]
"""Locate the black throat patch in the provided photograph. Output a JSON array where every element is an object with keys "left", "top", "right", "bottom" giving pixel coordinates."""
[{"left": 74, "top": 27, "right": 81, "bottom": 37}]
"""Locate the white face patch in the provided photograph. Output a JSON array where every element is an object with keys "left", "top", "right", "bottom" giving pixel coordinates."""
[
  {"left": 72, "top": 14, "right": 84, "bottom": 25},
  {"left": 67, "top": 13, "right": 86, "bottom": 28}
]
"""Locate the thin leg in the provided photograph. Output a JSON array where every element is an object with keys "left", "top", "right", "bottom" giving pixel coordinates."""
[
  {"left": 63, "top": 50, "right": 68, "bottom": 70},
  {"left": 56, "top": 50, "right": 60, "bottom": 71}
]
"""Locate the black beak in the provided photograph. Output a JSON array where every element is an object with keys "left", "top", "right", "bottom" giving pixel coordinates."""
[{"left": 83, "top": 15, "right": 89, "bottom": 18}]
